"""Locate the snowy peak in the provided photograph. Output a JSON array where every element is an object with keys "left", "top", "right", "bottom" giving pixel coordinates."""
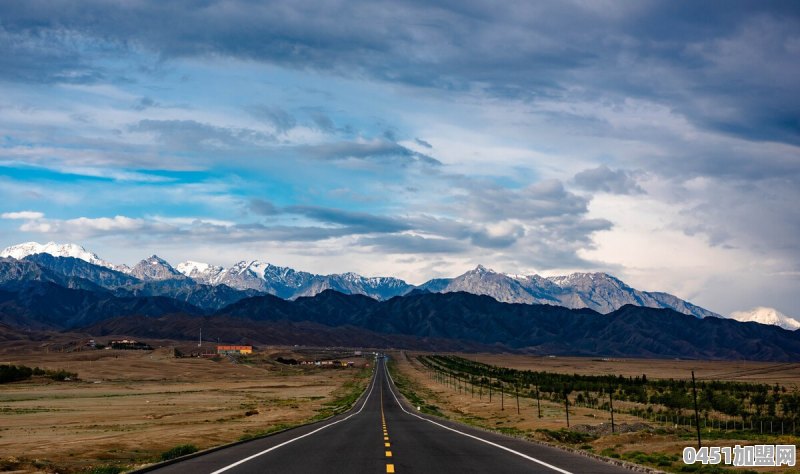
[
  {"left": 729, "top": 307, "right": 800, "bottom": 331},
  {"left": 472, "top": 264, "right": 495, "bottom": 274},
  {"left": 548, "top": 272, "right": 625, "bottom": 289},
  {"left": 419, "top": 267, "right": 719, "bottom": 319},
  {"left": 129, "top": 255, "right": 184, "bottom": 281},
  {"left": 0, "top": 241, "right": 124, "bottom": 272},
  {"left": 176, "top": 260, "right": 225, "bottom": 284},
  {"left": 208, "top": 260, "right": 278, "bottom": 293},
  {"left": 176, "top": 260, "right": 217, "bottom": 275}
]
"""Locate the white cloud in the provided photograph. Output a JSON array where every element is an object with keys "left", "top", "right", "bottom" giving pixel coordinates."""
[
  {"left": 2, "top": 210, "right": 44, "bottom": 219},
  {"left": 12, "top": 214, "right": 172, "bottom": 238}
]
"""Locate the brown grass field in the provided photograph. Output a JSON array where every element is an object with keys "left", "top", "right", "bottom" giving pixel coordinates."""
[
  {"left": 392, "top": 352, "right": 800, "bottom": 474},
  {"left": 459, "top": 353, "right": 800, "bottom": 387},
  {"left": 0, "top": 340, "right": 370, "bottom": 473}
]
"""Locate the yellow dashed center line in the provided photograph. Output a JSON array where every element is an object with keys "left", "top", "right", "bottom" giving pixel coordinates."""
[{"left": 381, "top": 383, "right": 395, "bottom": 472}]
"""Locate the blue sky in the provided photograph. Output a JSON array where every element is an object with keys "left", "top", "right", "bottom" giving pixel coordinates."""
[{"left": 1, "top": 1, "right": 799, "bottom": 316}]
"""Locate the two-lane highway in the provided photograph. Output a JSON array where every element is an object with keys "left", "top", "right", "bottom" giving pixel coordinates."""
[{"left": 144, "top": 358, "right": 632, "bottom": 473}]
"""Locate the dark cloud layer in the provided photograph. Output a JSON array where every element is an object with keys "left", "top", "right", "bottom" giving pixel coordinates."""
[
  {"left": 2, "top": 1, "right": 798, "bottom": 146},
  {"left": 573, "top": 165, "right": 644, "bottom": 195},
  {"left": 284, "top": 205, "right": 411, "bottom": 234},
  {"left": 131, "top": 119, "right": 275, "bottom": 150},
  {"left": 247, "top": 105, "right": 297, "bottom": 133},
  {"left": 294, "top": 140, "right": 441, "bottom": 166}
]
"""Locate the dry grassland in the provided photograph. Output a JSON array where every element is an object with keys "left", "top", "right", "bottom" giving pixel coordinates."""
[
  {"left": 459, "top": 354, "right": 800, "bottom": 387},
  {"left": 0, "top": 343, "right": 369, "bottom": 473}
]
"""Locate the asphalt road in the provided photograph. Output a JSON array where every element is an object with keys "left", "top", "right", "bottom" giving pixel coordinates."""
[{"left": 145, "top": 358, "right": 632, "bottom": 473}]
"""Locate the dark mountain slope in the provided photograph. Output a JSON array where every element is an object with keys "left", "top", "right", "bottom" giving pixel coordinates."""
[
  {"left": 215, "top": 290, "right": 800, "bottom": 360},
  {"left": 0, "top": 282, "right": 203, "bottom": 330},
  {"left": 22, "top": 254, "right": 138, "bottom": 288},
  {"left": 84, "top": 313, "right": 496, "bottom": 352}
]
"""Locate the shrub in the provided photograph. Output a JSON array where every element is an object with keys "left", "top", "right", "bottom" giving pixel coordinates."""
[
  {"left": 0, "top": 364, "right": 33, "bottom": 383},
  {"left": 160, "top": 444, "right": 198, "bottom": 461},
  {"left": 47, "top": 369, "right": 77, "bottom": 381},
  {"left": 88, "top": 466, "right": 125, "bottom": 474},
  {"left": 535, "top": 428, "right": 597, "bottom": 444}
]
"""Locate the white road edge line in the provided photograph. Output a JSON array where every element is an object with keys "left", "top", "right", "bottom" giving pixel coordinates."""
[
  {"left": 384, "top": 359, "right": 574, "bottom": 474},
  {"left": 209, "top": 364, "right": 379, "bottom": 474}
]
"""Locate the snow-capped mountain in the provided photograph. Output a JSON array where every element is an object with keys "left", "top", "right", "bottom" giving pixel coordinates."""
[
  {"left": 204, "top": 260, "right": 316, "bottom": 296},
  {"left": 0, "top": 241, "right": 723, "bottom": 316},
  {"left": 0, "top": 241, "right": 128, "bottom": 272},
  {"left": 419, "top": 265, "right": 720, "bottom": 319},
  {"left": 728, "top": 307, "right": 800, "bottom": 330},
  {"left": 176, "top": 260, "right": 225, "bottom": 284},
  {"left": 423, "top": 264, "right": 560, "bottom": 305},
  {"left": 294, "top": 272, "right": 414, "bottom": 300},
  {"left": 129, "top": 255, "right": 185, "bottom": 281},
  {"left": 177, "top": 259, "right": 413, "bottom": 300}
]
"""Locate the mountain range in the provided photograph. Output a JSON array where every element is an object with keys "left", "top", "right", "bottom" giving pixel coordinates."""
[
  {"left": 1, "top": 241, "right": 719, "bottom": 318},
  {"left": 4, "top": 283, "right": 799, "bottom": 361},
  {"left": 1, "top": 241, "right": 799, "bottom": 360}
]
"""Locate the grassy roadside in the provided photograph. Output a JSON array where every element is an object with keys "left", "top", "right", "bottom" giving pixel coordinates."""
[
  {"left": 312, "top": 364, "right": 373, "bottom": 420},
  {"left": 121, "top": 365, "right": 372, "bottom": 473},
  {"left": 238, "top": 364, "right": 373, "bottom": 442},
  {"left": 387, "top": 357, "right": 446, "bottom": 417}
]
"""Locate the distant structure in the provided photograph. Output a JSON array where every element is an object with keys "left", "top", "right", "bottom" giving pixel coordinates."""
[
  {"left": 298, "top": 360, "right": 353, "bottom": 368},
  {"left": 109, "top": 339, "right": 153, "bottom": 350},
  {"left": 216, "top": 345, "right": 253, "bottom": 355}
]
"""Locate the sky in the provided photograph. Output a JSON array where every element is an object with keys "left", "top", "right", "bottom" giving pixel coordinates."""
[{"left": 0, "top": 1, "right": 799, "bottom": 317}]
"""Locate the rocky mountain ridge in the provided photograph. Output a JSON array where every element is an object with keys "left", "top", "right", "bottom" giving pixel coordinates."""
[{"left": 1, "top": 241, "right": 721, "bottom": 320}]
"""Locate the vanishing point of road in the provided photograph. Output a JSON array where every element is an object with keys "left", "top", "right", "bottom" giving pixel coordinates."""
[{"left": 143, "top": 358, "right": 631, "bottom": 473}]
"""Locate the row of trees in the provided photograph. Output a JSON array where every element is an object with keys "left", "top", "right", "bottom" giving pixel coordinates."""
[
  {"left": 418, "top": 355, "right": 799, "bottom": 430},
  {"left": 0, "top": 364, "right": 77, "bottom": 384}
]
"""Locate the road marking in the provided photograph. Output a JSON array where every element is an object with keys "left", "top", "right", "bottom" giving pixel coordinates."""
[
  {"left": 384, "top": 360, "right": 573, "bottom": 474},
  {"left": 380, "top": 376, "right": 396, "bottom": 472},
  {"left": 209, "top": 365, "right": 379, "bottom": 474}
]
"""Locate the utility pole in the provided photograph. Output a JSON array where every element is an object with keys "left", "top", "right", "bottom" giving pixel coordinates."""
[
  {"left": 536, "top": 387, "right": 542, "bottom": 418},
  {"left": 609, "top": 386, "right": 616, "bottom": 433},
  {"left": 692, "top": 370, "right": 702, "bottom": 449},
  {"left": 565, "top": 393, "right": 570, "bottom": 428},
  {"left": 516, "top": 385, "right": 520, "bottom": 415},
  {"left": 501, "top": 383, "right": 504, "bottom": 411}
]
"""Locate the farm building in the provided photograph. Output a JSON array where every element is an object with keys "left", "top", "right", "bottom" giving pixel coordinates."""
[
  {"left": 109, "top": 339, "right": 153, "bottom": 350},
  {"left": 217, "top": 345, "right": 253, "bottom": 355}
]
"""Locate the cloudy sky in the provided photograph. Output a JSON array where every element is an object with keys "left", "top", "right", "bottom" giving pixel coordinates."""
[{"left": 1, "top": 1, "right": 799, "bottom": 316}]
